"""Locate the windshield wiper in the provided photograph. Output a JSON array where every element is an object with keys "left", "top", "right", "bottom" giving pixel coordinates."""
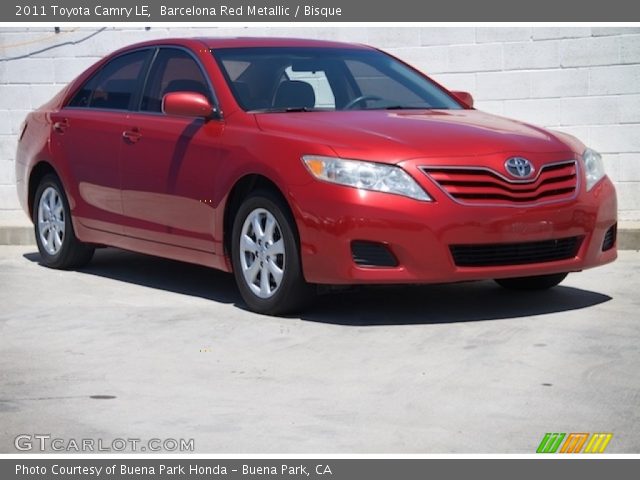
[
  {"left": 381, "top": 105, "right": 436, "bottom": 110},
  {"left": 248, "top": 106, "right": 324, "bottom": 113}
]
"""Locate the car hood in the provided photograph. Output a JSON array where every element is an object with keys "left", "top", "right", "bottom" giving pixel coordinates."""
[{"left": 254, "top": 109, "right": 579, "bottom": 163}]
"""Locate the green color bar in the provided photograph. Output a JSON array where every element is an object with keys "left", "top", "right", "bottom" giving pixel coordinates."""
[
  {"left": 537, "top": 433, "right": 552, "bottom": 453},
  {"left": 537, "top": 433, "right": 566, "bottom": 453}
]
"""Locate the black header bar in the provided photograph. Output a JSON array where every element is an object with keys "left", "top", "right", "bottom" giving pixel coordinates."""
[{"left": 4, "top": 0, "right": 640, "bottom": 22}]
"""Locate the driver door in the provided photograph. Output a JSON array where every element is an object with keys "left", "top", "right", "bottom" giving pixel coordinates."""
[{"left": 120, "top": 47, "right": 224, "bottom": 253}]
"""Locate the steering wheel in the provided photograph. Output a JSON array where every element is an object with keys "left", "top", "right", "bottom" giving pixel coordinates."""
[{"left": 343, "top": 95, "right": 383, "bottom": 110}]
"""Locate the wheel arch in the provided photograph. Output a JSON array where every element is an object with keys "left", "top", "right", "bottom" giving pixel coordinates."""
[{"left": 28, "top": 161, "right": 60, "bottom": 218}]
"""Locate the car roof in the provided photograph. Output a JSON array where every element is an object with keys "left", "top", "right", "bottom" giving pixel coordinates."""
[
  {"left": 198, "top": 37, "right": 373, "bottom": 49},
  {"left": 113, "top": 37, "right": 374, "bottom": 53}
]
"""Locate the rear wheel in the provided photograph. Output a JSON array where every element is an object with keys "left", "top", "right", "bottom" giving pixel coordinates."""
[
  {"left": 33, "top": 174, "right": 94, "bottom": 269},
  {"left": 494, "top": 273, "right": 568, "bottom": 290},
  {"left": 231, "top": 190, "right": 314, "bottom": 315}
]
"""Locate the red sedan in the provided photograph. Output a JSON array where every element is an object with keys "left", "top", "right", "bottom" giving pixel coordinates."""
[{"left": 16, "top": 37, "right": 617, "bottom": 314}]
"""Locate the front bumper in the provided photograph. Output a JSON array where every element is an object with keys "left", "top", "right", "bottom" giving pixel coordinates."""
[{"left": 290, "top": 174, "right": 617, "bottom": 285}]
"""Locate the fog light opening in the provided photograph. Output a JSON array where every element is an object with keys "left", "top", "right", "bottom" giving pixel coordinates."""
[
  {"left": 351, "top": 241, "right": 398, "bottom": 268},
  {"left": 602, "top": 223, "right": 617, "bottom": 252}
]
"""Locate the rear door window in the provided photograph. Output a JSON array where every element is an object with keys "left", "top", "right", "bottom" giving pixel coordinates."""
[{"left": 68, "top": 50, "right": 149, "bottom": 110}]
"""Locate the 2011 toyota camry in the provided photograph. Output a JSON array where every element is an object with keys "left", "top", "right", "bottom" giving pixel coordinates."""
[{"left": 16, "top": 37, "right": 617, "bottom": 315}]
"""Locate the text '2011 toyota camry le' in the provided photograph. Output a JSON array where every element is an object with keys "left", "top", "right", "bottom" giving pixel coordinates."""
[{"left": 16, "top": 37, "right": 617, "bottom": 315}]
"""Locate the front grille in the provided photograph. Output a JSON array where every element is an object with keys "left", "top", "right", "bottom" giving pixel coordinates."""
[
  {"left": 450, "top": 236, "right": 582, "bottom": 267},
  {"left": 422, "top": 161, "right": 578, "bottom": 205},
  {"left": 602, "top": 224, "right": 617, "bottom": 251},
  {"left": 351, "top": 241, "right": 398, "bottom": 268}
]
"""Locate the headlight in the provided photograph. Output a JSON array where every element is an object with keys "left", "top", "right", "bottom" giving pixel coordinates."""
[
  {"left": 582, "top": 148, "right": 606, "bottom": 191},
  {"left": 302, "top": 155, "right": 431, "bottom": 201}
]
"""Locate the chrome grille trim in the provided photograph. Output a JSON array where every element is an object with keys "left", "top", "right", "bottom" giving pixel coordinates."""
[{"left": 420, "top": 160, "right": 580, "bottom": 207}]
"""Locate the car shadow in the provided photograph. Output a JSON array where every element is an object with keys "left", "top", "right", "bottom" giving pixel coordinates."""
[
  {"left": 23, "top": 249, "right": 612, "bottom": 326},
  {"left": 299, "top": 282, "right": 611, "bottom": 326},
  {"left": 23, "top": 248, "right": 239, "bottom": 305}
]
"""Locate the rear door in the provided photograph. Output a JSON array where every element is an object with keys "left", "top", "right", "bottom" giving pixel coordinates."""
[
  {"left": 50, "top": 49, "right": 152, "bottom": 233},
  {"left": 120, "top": 47, "right": 224, "bottom": 252}
]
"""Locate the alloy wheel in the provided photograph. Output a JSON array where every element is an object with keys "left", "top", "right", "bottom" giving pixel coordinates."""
[
  {"left": 239, "top": 208, "right": 286, "bottom": 299},
  {"left": 37, "top": 186, "right": 65, "bottom": 255}
]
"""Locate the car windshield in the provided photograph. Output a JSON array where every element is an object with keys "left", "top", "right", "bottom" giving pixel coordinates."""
[{"left": 212, "top": 47, "right": 462, "bottom": 113}]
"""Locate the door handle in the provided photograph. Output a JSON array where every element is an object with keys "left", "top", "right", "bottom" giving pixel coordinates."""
[
  {"left": 122, "top": 128, "right": 142, "bottom": 143},
  {"left": 53, "top": 119, "right": 69, "bottom": 134}
]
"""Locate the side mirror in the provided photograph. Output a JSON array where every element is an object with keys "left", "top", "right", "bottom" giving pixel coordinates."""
[
  {"left": 451, "top": 91, "right": 474, "bottom": 108},
  {"left": 162, "top": 92, "right": 216, "bottom": 119}
]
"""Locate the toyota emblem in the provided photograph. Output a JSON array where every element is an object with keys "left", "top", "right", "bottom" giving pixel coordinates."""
[{"left": 505, "top": 157, "right": 534, "bottom": 178}]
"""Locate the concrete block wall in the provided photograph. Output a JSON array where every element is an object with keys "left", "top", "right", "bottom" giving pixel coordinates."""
[{"left": 1, "top": 26, "right": 639, "bottom": 224}]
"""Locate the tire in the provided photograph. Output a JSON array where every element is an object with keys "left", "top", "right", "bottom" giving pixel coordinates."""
[
  {"left": 494, "top": 273, "right": 568, "bottom": 291},
  {"left": 33, "top": 174, "right": 94, "bottom": 269},
  {"left": 231, "top": 189, "right": 314, "bottom": 315}
]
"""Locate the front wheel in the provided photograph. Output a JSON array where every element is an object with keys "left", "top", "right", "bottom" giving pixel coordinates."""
[
  {"left": 231, "top": 190, "right": 314, "bottom": 315},
  {"left": 494, "top": 273, "right": 568, "bottom": 290},
  {"left": 33, "top": 174, "right": 94, "bottom": 269}
]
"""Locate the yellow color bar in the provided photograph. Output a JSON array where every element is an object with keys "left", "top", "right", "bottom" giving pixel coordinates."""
[{"left": 584, "top": 433, "right": 613, "bottom": 453}]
